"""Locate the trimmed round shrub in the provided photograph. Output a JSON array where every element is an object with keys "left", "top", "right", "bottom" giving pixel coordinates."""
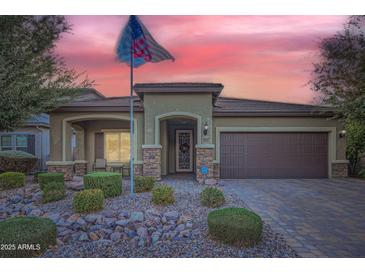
[
  {"left": 37, "top": 173, "right": 65, "bottom": 203},
  {"left": 42, "top": 181, "right": 66, "bottom": 203},
  {"left": 0, "top": 216, "right": 56, "bottom": 257},
  {"left": 135, "top": 176, "right": 155, "bottom": 193},
  {"left": 152, "top": 185, "right": 175, "bottom": 205},
  {"left": 73, "top": 189, "right": 104, "bottom": 213},
  {"left": 84, "top": 172, "right": 122, "bottom": 198},
  {"left": 208, "top": 207, "right": 263, "bottom": 247},
  {"left": 200, "top": 187, "right": 225, "bottom": 208},
  {"left": 0, "top": 172, "right": 25, "bottom": 191},
  {"left": 0, "top": 150, "right": 37, "bottom": 174}
]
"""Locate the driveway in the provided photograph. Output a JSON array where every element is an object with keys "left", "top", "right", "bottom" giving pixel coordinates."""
[{"left": 221, "top": 178, "right": 365, "bottom": 257}]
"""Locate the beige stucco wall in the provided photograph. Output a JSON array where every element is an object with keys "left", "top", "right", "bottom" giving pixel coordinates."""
[
  {"left": 143, "top": 93, "right": 213, "bottom": 145},
  {"left": 212, "top": 116, "right": 346, "bottom": 162},
  {"left": 49, "top": 111, "right": 144, "bottom": 164}
]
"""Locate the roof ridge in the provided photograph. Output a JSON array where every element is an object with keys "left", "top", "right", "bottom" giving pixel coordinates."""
[{"left": 217, "top": 96, "right": 325, "bottom": 107}]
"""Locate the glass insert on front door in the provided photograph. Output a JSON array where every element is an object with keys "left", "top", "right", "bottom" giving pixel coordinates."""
[{"left": 176, "top": 130, "right": 192, "bottom": 172}]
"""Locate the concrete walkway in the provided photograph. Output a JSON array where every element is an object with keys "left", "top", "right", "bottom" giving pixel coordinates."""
[{"left": 221, "top": 178, "right": 365, "bottom": 257}]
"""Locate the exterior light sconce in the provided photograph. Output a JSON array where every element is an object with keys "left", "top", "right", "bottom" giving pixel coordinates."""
[
  {"left": 203, "top": 122, "right": 209, "bottom": 136},
  {"left": 339, "top": 130, "right": 346, "bottom": 138}
]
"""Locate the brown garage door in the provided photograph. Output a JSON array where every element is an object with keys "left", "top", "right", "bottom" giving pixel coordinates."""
[{"left": 220, "top": 132, "right": 328, "bottom": 179}]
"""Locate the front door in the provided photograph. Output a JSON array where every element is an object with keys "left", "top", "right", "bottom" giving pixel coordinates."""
[{"left": 176, "top": 130, "right": 193, "bottom": 172}]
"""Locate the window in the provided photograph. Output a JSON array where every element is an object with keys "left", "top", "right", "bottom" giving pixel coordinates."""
[
  {"left": 16, "top": 135, "right": 28, "bottom": 152},
  {"left": 0, "top": 135, "right": 12, "bottom": 151},
  {"left": 104, "top": 132, "right": 130, "bottom": 163},
  {"left": 0, "top": 134, "right": 34, "bottom": 154}
]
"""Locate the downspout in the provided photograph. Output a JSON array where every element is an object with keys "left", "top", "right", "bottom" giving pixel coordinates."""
[{"left": 36, "top": 126, "right": 43, "bottom": 170}]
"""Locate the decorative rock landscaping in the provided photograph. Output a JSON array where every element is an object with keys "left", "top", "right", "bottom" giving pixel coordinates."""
[{"left": 0, "top": 176, "right": 298, "bottom": 258}]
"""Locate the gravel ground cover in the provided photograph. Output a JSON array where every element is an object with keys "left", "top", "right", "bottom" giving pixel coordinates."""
[{"left": 0, "top": 176, "right": 298, "bottom": 258}]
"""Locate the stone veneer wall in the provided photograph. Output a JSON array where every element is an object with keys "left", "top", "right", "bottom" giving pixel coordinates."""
[
  {"left": 143, "top": 148, "right": 161, "bottom": 180},
  {"left": 74, "top": 162, "right": 88, "bottom": 176},
  {"left": 196, "top": 147, "right": 214, "bottom": 182},
  {"left": 213, "top": 163, "right": 220, "bottom": 179},
  {"left": 332, "top": 163, "right": 348, "bottom": 177},
  {"left": 134, "top": 163, "right": 143, "bottom": 176},
  {"left": 48, "top": 164, "right": 74, "bottom": 181}
]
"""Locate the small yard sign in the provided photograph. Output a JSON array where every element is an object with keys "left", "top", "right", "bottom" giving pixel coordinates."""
[{"left": 201, "top": 165, "right": 209, "bottom": 175}]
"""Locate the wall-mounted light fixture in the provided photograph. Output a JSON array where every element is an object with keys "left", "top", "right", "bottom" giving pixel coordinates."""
[
  {"left": 203, "top": 122, "right": 209, "bottom": 136},
  {"left": 339, "top": 129, "right": 346, "bottom": 138}
]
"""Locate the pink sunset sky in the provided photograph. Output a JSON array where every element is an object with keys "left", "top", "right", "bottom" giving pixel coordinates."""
[{"left": 56, "top": 15, "right": 347, "bottom": 104}]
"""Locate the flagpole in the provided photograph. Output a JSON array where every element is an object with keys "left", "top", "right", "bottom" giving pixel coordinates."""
[{"left": 129, "top": 47, "right": 134, "bottom": 195}]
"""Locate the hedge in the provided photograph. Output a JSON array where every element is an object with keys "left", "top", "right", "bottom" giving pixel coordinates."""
[
  {"left": 135, "top": 176, "right": 155, "bottom": 193},
  {"left": 152, "top": 185, "right": 175, "bottom": 205},
  {"left": 0, "top": 150, "right": 37, "bottom": 174},
  {"left": 0, "top": 172, "right": 25, "bottom": 191},
  {"left": 0, "top": 216, "right": 56, "bottom": 257},
  {"left": 207, "top": 207, "right": 263, "bottom": 247},
  {"left": 37, "top": 173, "right": 65, "bottom": 203},
  {"left": 38, "top": 172, "right": 64, "bottom": 191},
  {"left": 200, "top": 187, "right": 225, "bottom": 208},
  {"left": 33, "top": 171, "right": 47, "bottom": 184},
  {"left": 73, "top": 189, "right": 104, "bottom": 213},
  {"left": 84, "top": 172, "right": 122, "bottom": 198}
]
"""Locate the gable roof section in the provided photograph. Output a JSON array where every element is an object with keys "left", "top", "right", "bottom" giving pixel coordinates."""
[
  {"left": 214, "top": 97, "right": 334, "bottom": 117},
  {"left": 55, "top": 96, "right": 143, "bottom": 112}
]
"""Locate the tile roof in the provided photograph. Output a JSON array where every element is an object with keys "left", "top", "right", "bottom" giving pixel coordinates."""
[{"left": 214, "top": 97, "right": 333, "bottom": 116}]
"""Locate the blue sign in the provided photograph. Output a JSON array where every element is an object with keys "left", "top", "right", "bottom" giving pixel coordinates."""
[{"left": 201, "top": 166, "right": 209, "bottom": 175}]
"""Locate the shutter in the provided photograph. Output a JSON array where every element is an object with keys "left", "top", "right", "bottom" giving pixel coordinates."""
[
  {"left": 95, "top": 133, "right": 104, "bottom": 159},
  {"left": 27, "top": 135, "right": 36, "bottom": 155}
]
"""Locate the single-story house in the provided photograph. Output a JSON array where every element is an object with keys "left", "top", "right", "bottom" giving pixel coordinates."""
[
  {"left": 46, "top": 82, "right": 348, "bottom": 181},
  {"left": 0, "top": 114, "right": 50, "bottom": 170}
]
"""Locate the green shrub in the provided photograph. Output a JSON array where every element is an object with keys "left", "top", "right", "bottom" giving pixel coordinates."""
[
  {"left": 0, "top": 216, "right": 56, "bottom": 257},
  {"left": 135, "top": 176, "right": 155, "bottom": 193},
  {"left": 0, "top": 150, "right": 37, "bottom": 174},
  {"left": 200, "top": 187, "right": 225, "bottom": 208},
  {"left": 152, "top": 185, "right": 175, "bottom": 205},
  {"left": 0, "top": 172, "right": 25, "bottom": 190},
  {"left": 207, "top": 207, "right": 263, "bottom": 247},
  {"left": 42, "top": 181, "right": 66, "bottom": 203},
  {"left": 73, "top": 189, "right": 104, "bottom": 213},
  {"left": 38, "top": 172, "right": 64, "bottom": 191},
  {"left": 33, "top": 171, "right": 47, "bottom": 184},
  {"left": 84, "top": 172, "right": 122, "bottom": 198}
]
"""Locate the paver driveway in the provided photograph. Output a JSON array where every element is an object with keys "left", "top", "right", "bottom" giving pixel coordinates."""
[{"left": 221, "top": 178, "right": 365, "bottom": 257}]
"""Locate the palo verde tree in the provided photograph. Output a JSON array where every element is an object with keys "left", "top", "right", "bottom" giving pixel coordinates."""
[
  {"left": 0, "top": 16, "right": 92, "bottom": 131},
  {"left": 311, "top": 16, "right": 365, "bottom": 175}
]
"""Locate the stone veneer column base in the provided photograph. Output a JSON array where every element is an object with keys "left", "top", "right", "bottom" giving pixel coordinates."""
[
  {"left": 196, "top": 146, "right": 214, "bottom": 182},
  {"left": 74, "top": 161, "right": 88, "bottom": 176},
  {"left": 213, "top": 162, "right": 220, "bottom": 179},
  {"left": 332, "top": 162, "right": 348, "bottom": 177},
  {"left": 142, "top": 146, "right": 161, "bottom": 181},
  {"left": 134, "top": 163, "right": 143, "bottom": 176},
  {"left": 46, "top": 161, "right": 74, "bottom": 181}
]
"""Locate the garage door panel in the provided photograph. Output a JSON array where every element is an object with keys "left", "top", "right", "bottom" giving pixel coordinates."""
[{"left": 220, "top": 132, "right": 328, "bottom": 179}]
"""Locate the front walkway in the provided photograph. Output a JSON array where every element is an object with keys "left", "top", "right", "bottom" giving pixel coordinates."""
[{"left": 162, "top": 176, "right": 365, "bottom": 257}]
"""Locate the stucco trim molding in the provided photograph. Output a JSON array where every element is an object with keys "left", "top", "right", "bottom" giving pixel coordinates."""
[
  {"left": 215, "top": 126, "right": 337, "bottom": 178},
  {"left": 46, "top": 161, "right": 74, "bottom": 166},
  {"left": 61, "top": 114, "right": 138, "bottom": 162},
  {"left": 74, "top": 160, "right": 88, "bottom": 164},
  {"left": 142, "top": 144, "right": 162, "bottom": 149},
  {"left": 332, "top": 160, "right": 349, "bottom": 164},
  {"left": 195, "top": 144, "right": 215, "bottom": 149},
  {"left": 154, "top": 112, "right": 202, "bottom": 145}
]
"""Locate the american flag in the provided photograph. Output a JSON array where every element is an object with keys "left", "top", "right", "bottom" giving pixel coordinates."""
[{"left": 116, "top": 15, "right": 174, "bottom": 67}]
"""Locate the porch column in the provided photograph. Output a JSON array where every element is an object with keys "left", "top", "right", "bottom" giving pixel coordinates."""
[
  {"left": 142, "top": 145, "right": 162, "bottom": 181},
  {"left": 196, "top": 144, "right": 215, "bottom": 182},
  {"left": 73, "top": 126, "right": 87, "bottom": 176}
]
